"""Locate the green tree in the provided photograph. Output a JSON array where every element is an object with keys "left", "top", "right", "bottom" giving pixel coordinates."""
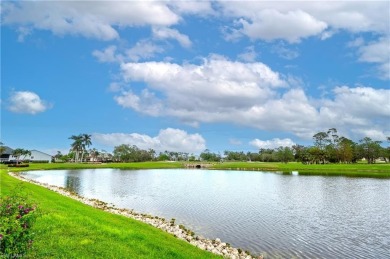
[
  {"left": 169, "top": 151, "right": 179, "bottom": 161},
  {"left": 12, "top": 148, "right": 31, "bottom": 163},
  {"left": 54, "top": 151, "right": 62, "bottom": 160},
  {"left": 80, "top": 134, "right": 92, "bottom": 162},
  {"left": 326, "top": 128, "right": 340, "bottom": 162},
  {"left": 99, "top": 150, "right": 112, "bottom": 162},
  {"left": 338, "top": 137, "right": 356, "bottom": 163},
  {"left": 313, "top": 131, "right": 329, "bottom": 163},
  {"left": 113, "top": 145, "right": 153, "bottom": 162},
  {"left": 54, "top": 151, "right": 67, "bottom": 162},
  {"left": 308, "top": 146, "right": 323, "bottom": 164},
  {"left": 385, "top": 137, "right": 390, "bottom": 163},
  {"left": 148, "top": 149, "right": 156, "bottom": 161},
  {"left": 258, "top": 148, "right": 277, "bottom": 162},
  {"left": 200, "top": 149, "right": 221, "bottom": 162},
  {"left": 292, "top": 145, "right": 309, "bottom": 163},
  {"left": 69, "top": 135, "right": 83, "bottom": 162},
  {"left": 157, "top": 152, "right": 170, "bottom": 161},
  {"left": 224, "top": 151, "right": 248, "bottom": 161},
  {"left": 113, "top": 144, "right": 131, "bottom": 162},
  {"left": 313, "top": 131, "right": 329, "bottom": 149},
  {"left": 275, "top": 146, "right": 294, "bottom": 163},
  {"left": 69, "top": 134, "right": 92, "bottom": 162},
  {"left": 89, "top": 148, "right": 100, "bottom": 162},
  {"left": 247, "top": 152, "right": 260, "bottom": 162},
  {"left": 358, "top": 137, "right": 382, "bottom": 164},
  {"left": 188, "top": 154, "right": 197, "bottom": 162}
]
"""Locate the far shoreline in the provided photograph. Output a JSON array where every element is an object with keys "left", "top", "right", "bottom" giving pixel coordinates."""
[{"left": 3, "top": 161, "right": 390, "bottom": 178}]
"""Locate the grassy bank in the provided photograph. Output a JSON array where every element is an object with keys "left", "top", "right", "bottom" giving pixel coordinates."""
[
  {"left": 0, "top": 169, "right": 218, "bottom": 258},
  {"left": 3, "top": 161, "right": 390, "bottom": 177},
  {"left": 1, "top": 161, "right": 184, "bottom": 172},
  {"left": 210, "top": 162, "right": 390, "bottom": 177}
]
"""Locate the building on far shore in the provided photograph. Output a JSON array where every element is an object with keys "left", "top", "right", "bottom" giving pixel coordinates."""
[
  {"left": 0, "top": 146, "right": 14, "bottom": 163},
  {"left": 1, "top": 148, "right": 53, "bottom": 163},
  {"left": 24, "top": 150, "right": 53, "bottom": 163}
]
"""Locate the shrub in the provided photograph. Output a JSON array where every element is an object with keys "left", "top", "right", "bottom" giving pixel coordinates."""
[{"left": 0, "top": 185, "right": 39, "bottom": 258}]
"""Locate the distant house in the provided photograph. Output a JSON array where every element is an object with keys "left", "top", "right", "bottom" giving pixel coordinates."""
[
  {"left": 24, "top": 150, "right": 53, "bottom": 163},
  {"left": 1, "top": 148, "right": 52, "bottom": 163},
  {"left": 0, "top": 146, "right": 14, "bottom": 162}
]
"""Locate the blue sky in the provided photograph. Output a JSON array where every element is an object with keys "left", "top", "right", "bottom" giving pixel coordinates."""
[{"left": 1, "top": 1, "right": 389, "bottom": 155}]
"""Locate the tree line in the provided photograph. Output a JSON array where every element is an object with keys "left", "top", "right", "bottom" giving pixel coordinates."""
[
  {"left": 65, "top": 128, "right": 388, "bottom": 164},
  {"left": 203, "top": 128, "right": 389, "bottom": 164},
  {"left": 2, "top": 129, "right": 388, "bottom": 164}
]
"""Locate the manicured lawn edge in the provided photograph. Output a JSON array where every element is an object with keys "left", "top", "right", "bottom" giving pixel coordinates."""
[
  {"left": 3, "top": 161, "right": 390, "bottom": 178},
  {"left": 209, "top": 162, "right": 390, "bottom": 178}
]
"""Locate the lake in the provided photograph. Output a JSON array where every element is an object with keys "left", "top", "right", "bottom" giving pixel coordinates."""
[{"left": 21, "top": 169, "right": 390, "bottom": 258}]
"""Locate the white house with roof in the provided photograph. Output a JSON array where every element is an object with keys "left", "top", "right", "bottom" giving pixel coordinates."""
[
  {"left": 0, "top": 146, "right": 14, "bottom": 162},
  {"left": 24, "top": 150, "right": 53, "bottom": 163},
  {"left": 2, "top": 148, "right": 53, "bottom": 163}
]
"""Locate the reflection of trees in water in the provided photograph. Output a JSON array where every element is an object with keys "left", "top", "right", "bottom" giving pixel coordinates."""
[{"left": 65, "top": 175, "right": 81, "bottom": 193}]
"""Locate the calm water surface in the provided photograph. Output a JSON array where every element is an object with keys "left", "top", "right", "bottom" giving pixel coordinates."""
[{"left": 22, "top": 169, "right": 390, "bottom": 258}]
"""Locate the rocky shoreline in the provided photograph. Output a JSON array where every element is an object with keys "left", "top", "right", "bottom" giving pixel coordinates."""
[{"left": 10, "top": 172, "right": 263, "bottom": 259}]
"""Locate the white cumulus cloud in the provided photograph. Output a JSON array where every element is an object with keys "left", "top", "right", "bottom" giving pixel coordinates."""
[
  {"left": 126, "top": 40, "right": 165, "bottom": 62},
  {"left": 92, "top": 40, "right": 165, "bottom": 63},
  {"left": 114, "top": 55, "right": 390, "bottom": 141},
  {"left": 92, "top": 128, "right": 206, "bottom": 153},
  {"left": 237, "top": 46, "right": 258, "bottom": 62},
  {"left": 8, "top": 91, "right": 51, "bottom": 114},
  {"left": 219, "top": 1, "right": 389, "bottom": 42},
  {"left": 117, "top": 55, "right": 286, "bottom": 124},
  {"left": 152, "top": 27, "right": 192, "bottom": 48},
  {"left": 356, "top": 37, "right": 390, "bottom": 79},
  {"left": 316, "top": 86, "right": 390, "bottom": 140},
  {"left": 237, "top": 9, "right": 327, "bottom": 43},
  {"left": 250, "top": 138, "right": 296, "bottom": 149},
  {"left": 2, "top": 1, "right": 180, "bottom": 40},
  {"left": 114, "top": 89, "right": 163, "bottom": 116},
  {"left": 92, "top": 45, "right": 123, "bottom": 63},
  {"left": 169, "top": 1, "right": 215, "bottom": 16}
]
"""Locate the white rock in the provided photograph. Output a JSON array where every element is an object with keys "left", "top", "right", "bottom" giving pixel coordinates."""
[
  {"left": 211, "top": 248, "right": 221, "bottom": 255},
  {"left": 197, "top": 244, "right": 206, "bottom": 250},
  {"left": 232, "top": 249, "right": 239, "bottom": 255}
]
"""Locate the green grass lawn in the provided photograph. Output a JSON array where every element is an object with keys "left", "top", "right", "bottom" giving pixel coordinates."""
[
  {"left": 210, "top": 161, "right": 390, "bottom": 177},
  {"left": 2, "top": 161, "right": 184, "bottom": 172},
  {"left": 0, "top": 169, "right": 219, "bottom": 258},
  {"left": 3, "top": 160, "right": 390, "bottom": 177}
]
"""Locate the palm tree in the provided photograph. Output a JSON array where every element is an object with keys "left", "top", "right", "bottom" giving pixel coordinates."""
[
  {"left": 89, "top": 148, "right": 100, "bottom": 162},
  {"left": 80, "top": 134, "right": 92, "bottom": 162},
  {"left": 69, "top": 135, "right": 83, "bottom": 162},
  {"left": 69, "top": 134, "right": 92, "bottom": 162}
]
